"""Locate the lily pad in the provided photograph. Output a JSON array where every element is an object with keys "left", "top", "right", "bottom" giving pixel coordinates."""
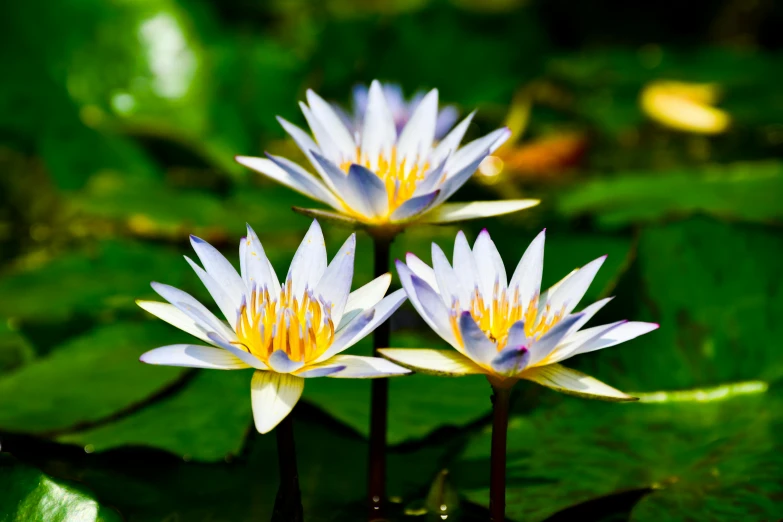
[
  {"left": 453, "top": 385, "right": 783, "bottom": 522},
  {"left": 558, "top": 161, "right": 783, "bottom": 229},
  {"left": 0, "top": 455, "right": 121, "bottom": 522},
  {"left": 0, "top": 322, "right": 187, "bottom": 434}
]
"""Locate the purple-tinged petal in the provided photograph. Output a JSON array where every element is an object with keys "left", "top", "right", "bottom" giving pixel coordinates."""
[{"left": 491, "top": 346, "right": 531, "bottom": 376}]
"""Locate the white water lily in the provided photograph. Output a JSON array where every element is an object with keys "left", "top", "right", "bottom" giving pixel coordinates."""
[
  {"left": 236, "top": 80, "right": 539, "bottom": 229},
  {"left": 380, "top": 229, "right": 658, "bottom": 400},
  {"left": 138, "top": 220, "right": 410, "bottom": 433}
]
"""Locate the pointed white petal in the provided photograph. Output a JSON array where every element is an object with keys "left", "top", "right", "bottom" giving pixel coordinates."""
[
  {"left": 322, "top": 354, "right": 411, "bottom": 378},
  {"left": 397, "top": 262, "right": 458, "bottom": 348},
  {"left": 287, "top": 220, "right": 327, "bottom": 299},
  {"left": 140, "top": 344, "right": 250, "bottom": 369},
  {"left": 300, "top": 102, "right": 342, "bottom": 162},
  {"left": 396, "top": 89, "right": 438, "bottom": 170},
  {"left": 389, "top": 191, "right": 439, "bottom": 223},
  {"left": 306, "top": 89, "right": 356, "bottom": 160},
  {"left": 378, "top": 348, "right": 485, "bottom": 376},
  {"left": 251, "top": 371, "right": 304, "bottom": 434},
  {"left": 189, "top": 235, "right": 246, "bottom": 309},
  {"left": 432, "top": 242, "right": 468, "bottom": 306},
  {"left": 295, "top": 363, "right": 347, "bottom": 378},
  {"left": 520, "top": 364, "right": 637, "bottom": 402},
  {"left": 491, "top": 346, "right": 531, "bottom": 376},
  {"left": 447, "top": 127, "right": 510, "bottom": 174},
  {"left": 291, "top": 207, "right": 359, "bottom": 227},
  {"left": 508, "top": 229, "right": 546, "bottom": 311},
  {"left": 235, "top": 155, "right": 339, "bottom": 209},
  {"left": 505, "top": 320, "right": 527, "bottom": 349},
  {"left": 431, "top": 111, "right": 475, "bottom": 167},
  {"left": 565, "top": 321, "right": 659, "bottom": 359},
  {"left": 361, "top": 80, "right": 397, "bottom": 168},
  {"left": 452, "top": 231, "right": 480, "bottom": 300},
  {"left": 405, "top": 253, "right": 437, "bottom": 291},
  {"left": 528, "top": 313, "right": 585, "bottom": 365},
  {"left": 316, "top": 308, "right": 375, "bottom": 362},
  {"left": 420, "top": 200, "right": 539, "bottom": 224},
  {"left": 310, "top": 151, "right": 351, "bottom": 198},
  {"left": 184, "top": 256, "right": 238, "bottom": 326},
  {"left": 244, "top": 224, "right": 280, "bottom": 295},
  {"left": 150, "top": 282, "right": 236, "bottom": 341},
  {"left": 315, "top": 234, "right": 356, "bottom": 325},
  {"left": 431, "top": 148, "right": 490, "bottom": 205},
  {"left": 458, "top": 311, "right": 497, "bottom": 365},
  {"left": 137, "top": 300, "right": 212, "bottom": 344},
  {"left": 338, "top": 273, "right": 392, "bottom": 331},
  {"left": 547, "top": 256, "right": 606, "bottom": 317},
  {"left": 206, "top": 332, "right": 268, "bottom": 370},
  {"left": 473, "top": 229, "right": 507, "bottom": 298},
  {"left": 263, "top": 154, "right": 343, "bottom": 209}
]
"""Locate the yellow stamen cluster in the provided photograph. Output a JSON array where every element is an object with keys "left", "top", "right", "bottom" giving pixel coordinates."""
[
  {"left": 450, "top": 282, "right": 565, "bottom": 351},
  {"left": 234, "top": 279, "right": 334, "bottom": 364},
  {"left": 340, "top": 147, "right": 432, "bottom": 219}
]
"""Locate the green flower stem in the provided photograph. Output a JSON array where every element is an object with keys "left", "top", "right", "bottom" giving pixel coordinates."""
[
  {"left": 368, "top": 233, "right": 393, "bottom": 520},
  {"left": 272, "top": 414, "right": 303, "bottom": 522},
  {"left": 490, "top": 385, "right": 512, "bottom": 522}
]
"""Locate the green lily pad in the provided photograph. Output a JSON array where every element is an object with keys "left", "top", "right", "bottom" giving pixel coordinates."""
[
  {"left": 0, "top": 321, "right": 35, "bottom": 374},
  {"left": 58, "top": 369, "right": 253, "bottom": 462},
  {"left": 0, "top": 241, "right": 193, "bottom": 322},
  {"left": 0, "top": 455, "right": 121, "bottom": 522},
  {"left": 453, "top": 384, "right": 783, "bottom": 522},
  {"left": 0, "top": 322, "right": 187, "bottom": 434},
  {"left": 558, "top": 161, "right": 783, "bottom": 229},
  {"left": 578, "top": 216, "right": 783, "bottom": 392}
]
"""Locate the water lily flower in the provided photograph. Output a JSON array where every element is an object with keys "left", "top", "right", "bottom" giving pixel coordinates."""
[
  {"left": 236, "top": 80, "right": 539, "bottom": 230},
  {"left": 380, "top": 229, "right": 658, "bottom": 400},
  {"left": 138, "top": 220, "right": 410, "bottom": 433},
  {"left": 344, "top": 82, "right": 459, "bottom": 140}
]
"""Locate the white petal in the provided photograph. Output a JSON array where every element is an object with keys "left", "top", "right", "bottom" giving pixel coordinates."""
[
  {"left": 321, "top": 354, "right": 411, "bottom": 378},
  {"left": 566, "top": 297, "right": 614, "bottom": 336},
  {"left": 189, "top": 235, "right": 246, "bottom": 309},
  {"left": 431, "top": 111, "right": 475, "bottom": 167},
  {"left": 185, "top": 256, "right": 238, "bottom": 326},
  {"left": 276, "top": 116, "right": 332, "bottom": 183},
  {"left": 473, "top": 229, "right": 507, "bottom": 298},
  {"left": 458, "top": 311, "right": 497, "bottom": 365},
  {"left": 235, "top": 155, "right": 339, "bottom": 209},
  {"left": 300, "top": 102, "right": 342, "bottom": 162},
  {"left": 263, "top": 154, "right": 343, "bottom": 209},
  {"left": 206, "top": 332, "right": 269, "bottom": 370},
  {"left": 508, "top": 229, "right": 546, "bottom": 312},
  {"left": 520, "top": 364, "right": 636, "bottom": 402},
  {"left": 310, "top": 152, "right": 352, "bottom": 199},
  {"left": 452, "top": 231, "right": 480, "bottom": 299},
  {"left": 528, "top": 313, "right": 585, "bottom": 365},
  {"left": 306, "top": 89, "right": 356, "bottom": 160},
  {"left": 389, "top": 191, "right": 439, "bottom": 223},
  {"left": 378, "top": 348, "right": 485, "bottom": 376},
  {"left": 287, "top": 220, "right": 327, "bottom": 299},
  {"left": 295, "top": 363, "right": 347, "bottom": 378},
  {"left": 361, "top": 80, "right": 397, "bottom": 168},
  {"left": 431, "top": 147, "right": 491, "bottom": 205},
  {"left": 405, "top": 253, "right": 438, "bottom": 291},
  {"left": 268, "top": 350, "right": 306, "bottom": 374},
  {"left": 397, "top": 262, "right": 458, "bottom": 348},
  {"left": 251, "top": 371, "right": 305, "bottom": 434},
  {"left": 432, "top": 242, "right": 468, "bottom": 306},
  {"left": 150, "top": 282, "right": 236, "bottom": 341},
  {"left": 546, "top": 256, "right": 606, "bottom": 318},
  {"left": 564, "top": 321, "right": 659, "bottom": 360},
  {"left": 420, "top": 200, "right": 539, "bottom": 224},
  {"left": 316, "top": 308, "right": 375, "bottom": 362},
  {"left": 344, "top": 164, "right": 389, "bottom": 219},
  {"left": 505, "top": 320, "right": 526, "bottom": 349},
  {"left": 137, "top": 300, "right": 212, "bottom": 344},
  {"left": 140, "top": 344, "right": 250, "bottom": 369},
  {"left": 447, "top": 127, "right": 510, "bottom": 174},
  {"left": 315, "top": 233, "right": 356, "bottom": 325},
  {"left": 338, "top": 273, "right": 392, "bottom": 331},
  {"left": 291, "top": 207, "right": 360, "bottom": 227},
  {"left": 396, "top": 89, "right": 438, "bottom": 171},
  {"left": 412, "top": 156, "right": 449, "bottom": 197},
  {"left": 244, "top": 224, "right": 280, "bottom": 295}
]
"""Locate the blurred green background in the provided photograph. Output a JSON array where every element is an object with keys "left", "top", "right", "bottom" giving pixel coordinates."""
[{"left": 1, "top": 0, "right": 782, "bottom": 520}]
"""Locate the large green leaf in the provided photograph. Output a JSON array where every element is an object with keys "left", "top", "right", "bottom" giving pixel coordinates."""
[
  {"left": 453, "top": 385, "right": 783, "bottom": 522},
  {"left": 0, "top": 321, "right": 35, "bottom": 374},
  {"left": 0, "top": 241, "right": 192, "bottom": 322},
  {"left": 578, "top": 217, "right": 783, "bottom": 392},
  {"left": 0, "top": 322, "right": 187, "bottom": 434},
  {"left": 58, "top": 369, "right": 253, "bottom": 462},
  {"left": 0, "top": 456, "right": 121, "bottom": 522},
  {"left": 559, "top": 162, "right": 783, "bottom": 228}
]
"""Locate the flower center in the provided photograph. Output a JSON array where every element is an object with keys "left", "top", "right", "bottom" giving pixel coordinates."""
[
  {"left": 340, "top": 146, "right": 431, "bottom": 219},
  {"left": 450, "top": 283, "right": 565, "bottom": 351},
  {"left": 234, "top": 279, "right": 334, "bottom": 364}
]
